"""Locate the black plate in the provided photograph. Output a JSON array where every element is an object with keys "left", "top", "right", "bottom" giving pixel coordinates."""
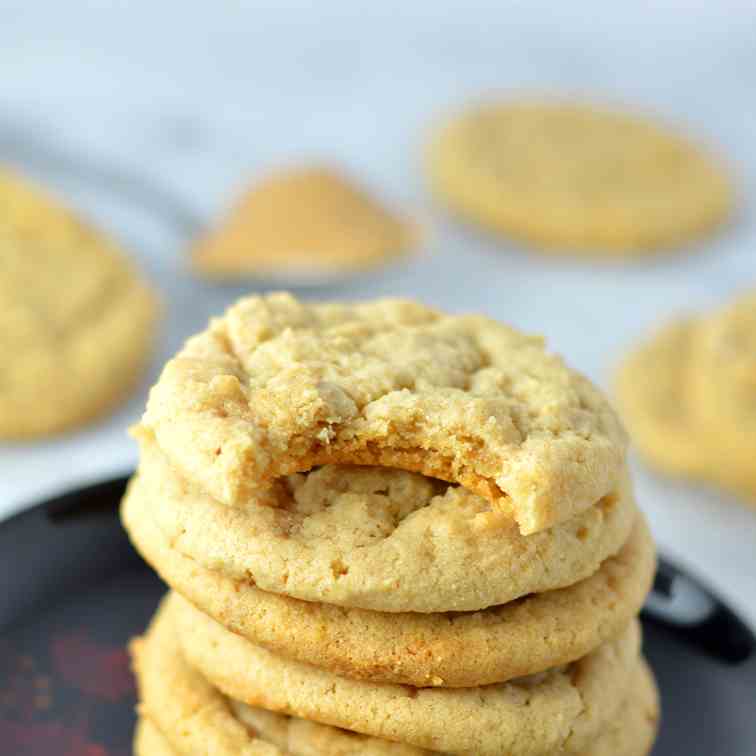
[{"left": 1, "top": 479, "right": 755, "bottom": 755}]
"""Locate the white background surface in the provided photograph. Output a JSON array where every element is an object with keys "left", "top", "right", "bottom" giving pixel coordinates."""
[{"left": 1, "top": 1, "right": 755, "bottom": 626}]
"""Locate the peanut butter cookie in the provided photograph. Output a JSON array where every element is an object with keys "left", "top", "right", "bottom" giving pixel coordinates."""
[
  {"left": 173, "top": 592, "right": 641, "bottom": 756},
  {"left": 141, "top": 293, "right": 626, "bottom": 534},
  {"left": 133, "top": 600, "right": 657, "bottom": 756},
  {"left": 0, "top": 169, "right": 159, "bottom": 438},
  {"left": 616, "top": 290, "right": 756, "bottom": 501},
  {"left": 134, "top": 429, "right": 636, "bottom": 613},
  {"left": 427, "top": 101, "right": 732, "bottom": 256}
]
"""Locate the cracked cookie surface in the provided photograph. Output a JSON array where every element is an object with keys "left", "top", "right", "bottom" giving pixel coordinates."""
[
  {"left": 141, "top": 292, "right": 626, "bottom": 534},
  {"left": 0, "top": 169, "right": 159, "bottom": 438},
  {"left": 172, "top": 592, "right": 641, "bottom": 756},
  {"left": 426, "top": 100, "right": 732, "bottom": 256}
]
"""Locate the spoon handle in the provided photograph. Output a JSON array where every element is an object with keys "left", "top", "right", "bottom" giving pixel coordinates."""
[{"left": 643, "top": 556, "right": 755, "bottom": 664}]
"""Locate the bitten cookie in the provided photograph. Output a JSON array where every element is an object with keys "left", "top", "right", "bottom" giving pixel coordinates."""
[
  {"left": 426, "top": 100, "right": 732, "bottom": 256},
  {"left": 0, "top": 169, "right": 159, "bottom": 438},
  {"left": 122, "top": 476, "right": 654, "bottom": 687},
  {"left": 140, "top": 292, "right": 626, "bottom": 535}
]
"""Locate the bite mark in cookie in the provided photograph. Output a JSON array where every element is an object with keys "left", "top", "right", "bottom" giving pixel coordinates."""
[{"left": 142, "top": 293, "right": 626, "bottom": 534}]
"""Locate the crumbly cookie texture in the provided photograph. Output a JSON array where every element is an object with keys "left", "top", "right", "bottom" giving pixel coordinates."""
[
  {"left": 136, "top": 429, "right": 635, "bottom": 612},
  {"left": 616, "top": 290, "right": 756, "bottom": 500},
  {"left": 173, "top": 591, "right": 641, "bottom": 756},
  {"left": 192, "top": 166, "right": 419, "bottom": 280},
  {"left": 133, "top": 601, "right": 657, "bottom": 756},
  {"left": 122, "top": 481, "right": 654, "bottom": 687},
  {"left": 141, "top": 293, "right": 626, "bottom": 534},
  {"left": 426, "top": 100, "right": 733, "bottom": 256},
  {"left": 0, "top": 169, "right": 159, "bottom": 438}
]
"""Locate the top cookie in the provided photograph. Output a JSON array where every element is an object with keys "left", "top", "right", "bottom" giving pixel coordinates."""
[
  {"left": 141, "top": 292, "right": 626, "bottom": 534},
  {"left": 0, "top": 169, "right": 159, "bottom": 438},
  {"left": 427, "top": 101, "right": 733, "bottom": 256},
  {"left": 192, "top": 166, "right": 419, "bottom": 281}
]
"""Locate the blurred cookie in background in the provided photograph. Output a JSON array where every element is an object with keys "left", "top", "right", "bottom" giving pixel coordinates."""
[
  {"left": 615, "top": 290, "right": 756, "bottom": 503},
  {"left": 191, "top": 166, "right": 421, "bottom": 283},
  {"left": 0, "top": 168, "right": 160, "bottom": 439},
  {"left": 425, "top": 100, "right": 733, "bottom": 257}
]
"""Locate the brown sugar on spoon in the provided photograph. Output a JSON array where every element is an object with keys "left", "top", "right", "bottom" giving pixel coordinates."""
[{"left": 191, "top": 166, "right": 420, "bottom": 281}]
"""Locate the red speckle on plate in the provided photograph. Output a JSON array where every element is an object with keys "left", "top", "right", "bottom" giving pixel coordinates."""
[
  {"left": 51, "top": 632, "right": 134, "bottom": 703},
  {"left": 0, "top": 720, "right": 109, "bottom": 756}
]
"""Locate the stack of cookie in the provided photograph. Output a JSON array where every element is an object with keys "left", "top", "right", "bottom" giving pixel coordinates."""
[{"left": 123, "top": 293, "right": 659, "bottom": 755}]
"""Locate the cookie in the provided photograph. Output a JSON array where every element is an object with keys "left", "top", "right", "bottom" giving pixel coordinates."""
[
  {"left": 580, "top": 660, "right": 658, "bottom": 756},
  {"left": 134, "top": 671, "right": 657, "bottom": 756},
  {"left": 231, "top": 668, "right": 657, "bottom": 756},
  {"left": 426, "top": 100, "right": 732, "bottom": 255},
  {"left": 135, "top": 669, "right": 657, "bottom": 756},
  {"left": 130, "top": 601, "right": 284, "bottom": 755},
  {"left": 135, "top": 429, "right": 636, "bottom": 612},
  {"left": 228, "top": 702, "right": 432, "bottom": 756},
  {"left": 134, "top": 719, "right": 175, "bottom": 756},
  {"left": 0, "top": 169, "right": 159, "bottom": 438},
  {"left": 245, "top": 662, "right": 657, "bottom": 756},
  {"left": 134, "top": 714, "right": 430, "bottom": 756},
  {"left": 172, "top": 592, "right": 642, "bottom": 756},
  {"left": 133, "top": 601, "right": 658, "bottom": 755},
  {"left": 133, "top": 595, "right": 432, "bottom": 755},
  {"left": 615, "top": 318, "right": 701, "bottom": 476},
  {"left": 687, "top": 291, "right": 756, "bottom": 495},
  {"left": 141, "top": 292, "right": 626, "bottom": 535},
  {"left": 122, "top": 472, "right": 654, "bottom": 687},
  {"left": 192, "top": 166, "right": 419, "bottom": 281},
  {"left": 616, "top": 290, "right": 756, "bottom": 500}
]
